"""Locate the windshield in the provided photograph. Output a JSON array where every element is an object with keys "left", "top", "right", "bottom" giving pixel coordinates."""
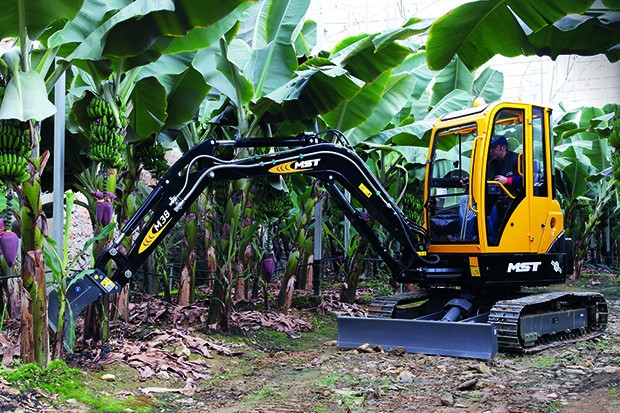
[{"left": 427, "top": 124, "right": 478, "bottom": 243}]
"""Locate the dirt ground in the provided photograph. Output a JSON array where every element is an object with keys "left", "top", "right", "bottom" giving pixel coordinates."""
[{"left": 1, "top": 274, "right": 619, "bottom": 413}]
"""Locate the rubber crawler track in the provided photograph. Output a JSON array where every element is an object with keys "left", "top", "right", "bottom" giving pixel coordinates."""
[{"left": 488, "top": 292, "right": 608, "bottom": 353}]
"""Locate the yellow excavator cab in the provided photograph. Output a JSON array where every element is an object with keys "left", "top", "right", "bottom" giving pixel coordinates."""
[{"left": 425, "top": 101, "right": 563, "bottom": 253}]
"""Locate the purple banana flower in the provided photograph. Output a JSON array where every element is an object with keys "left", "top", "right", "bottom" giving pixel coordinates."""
[
  {"left": 91, "top": 190, "right": 104, "bottom": 200},
  {"left": 92, "top": 190, "right": 117, "bottom": 226},
  {"left": 260, "top": 256, "right": 276, "bottom": 283},
  {"left": 0, "top": 230, "right": 19, "bottom": 267},
  {"left": 96, "top": 200, "right": 114, "bottom": 226}
]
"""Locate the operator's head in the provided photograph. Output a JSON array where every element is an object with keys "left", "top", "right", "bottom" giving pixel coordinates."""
[{"left": 489, "top": 135, "right": 508, "bottom": 160}]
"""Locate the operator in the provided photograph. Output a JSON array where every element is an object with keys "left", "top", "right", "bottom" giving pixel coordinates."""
[
  {"left": 458, "top": 134, "right": 522, "bottom": 243},
  {"left": 485, "top": 135, "right": 522, "bottom": 243},
  {"left": 487, "top": 135, "right": 521, "bottom": 193}
]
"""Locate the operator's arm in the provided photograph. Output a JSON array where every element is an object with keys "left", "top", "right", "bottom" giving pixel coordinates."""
[
  {"left": 494, "top": 152, "right": 522, "bottom": 188},
  {"left": 495, "top": 174, "right": 521, "bottom": 187}
]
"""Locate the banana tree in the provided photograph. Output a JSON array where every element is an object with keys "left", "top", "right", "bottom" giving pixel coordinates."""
[
  {"left": 554, "top": 104, "right": 620, "bottom": 276},
  {"left": 188, "top": 0, "right": 316, "bottom": 319},
  {"left": 43, "top": 192, "right": 115, "bottom": 356}
]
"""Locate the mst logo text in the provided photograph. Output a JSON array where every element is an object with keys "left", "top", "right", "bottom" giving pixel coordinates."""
[
  {"left": 507, "top": 261, "right": 542, "bottom": 272},
  {"left": 268, "top": 158, "right": 321, "bottom": 174}
]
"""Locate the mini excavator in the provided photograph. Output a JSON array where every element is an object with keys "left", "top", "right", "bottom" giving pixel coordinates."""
[{"left": 48, "top": 101, "right": 608, "bottom": 359}]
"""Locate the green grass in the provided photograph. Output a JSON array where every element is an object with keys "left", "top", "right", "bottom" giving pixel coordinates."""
[
  {"left": 541, "top": 399, "right": 563, "bottom": 413},
  {"left": 578, "top": 270, "right": 619, "bottom": 278},
  {"left": 245, "top": 383, "right": 283, "bottom": 403},
  {"left": 0, "top": 359, "right": 152, "bottom": 412},
  {"left": 529, "top": 354, "right": 557, "bottom": 368},
  {"left": 317, "top": 372, "right": 341, "bottom": 387}
]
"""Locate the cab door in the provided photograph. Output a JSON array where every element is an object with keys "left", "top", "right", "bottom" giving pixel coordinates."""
[
  {"left": 479, "top": 105, "right": 528, "bottom": 251},
  {"left": 528, "top": 106, "right": 564, "bottom": 253},
  {"left": 480, "top": 104, "right": 561, "bottom": 253}
]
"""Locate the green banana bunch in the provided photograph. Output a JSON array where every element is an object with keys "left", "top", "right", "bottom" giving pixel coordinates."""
[
  {"left": 212, "top": 180, "right": 232, "bottom": 209},
  {"left": 86, "top": 97, "right": 129, "bottom": 128},
  {"left": 0, "top": 151, "right": 30, "bottom": 183},
  {"left": 85, "top": 92, "right": 131, "bottom": 169},
  {"left": 612, "top": 150, "right": 620, "bottom": 181},
  {"left": 89, "top": 143, "right": 124, "bottom": 169},
  {"left": 134, "top": 139, "right": 169, "bottom": 177},
  {"left": 0, "top": 74, "right": 30, "bottom": 184},
  {"left": 0, "top": 119, "right": 32, "bottom": 156},
  {"left": 252, "top": 176, "right": 292, "bottom": 221},
  {"left": 89, "top": 122, "right": 125, "bottom": 147},
  {"left": 0, "top": 118, "right": 31, "bottom": 184},
  {"left": 401, "top": 191, "right": 423, "bottom": 222}
]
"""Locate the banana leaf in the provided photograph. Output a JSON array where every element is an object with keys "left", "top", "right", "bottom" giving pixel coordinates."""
[
  {"left": 0, "top": 0, "right": 83, "bottom": 40},
  {"left": 193, "top": 40, "right": 254, "bottom": 114},
  {"left": 528, "top": 12, "right": 620, "bottom": 62},
  {"left": 56, "top": 0, "right": 175, "bottom": 61},
  {"left": 430, "top": 59, "right": 474, "bottom": 106},
  {"left": 249, "top": 0, "right": 310, "bottom": 97},
  {"left": 294, "top": 20, "right": 317, "bottom": 58},
  {"left": 473, "top": 67, "right": 504, "bottom": 103},
  {"left": 347, "top": 72, "right": 417, "bottom": 147},
  {"left": 426, "top": 0, "right": 596, "bottom": 71},
  {"left": 161, "top": 67, "right": 211, "bottom": 130},
  {"left": 128, "top": 77, "right": 168, "bottom": 137},
  {"left": 250, "top": 61, "right": 364, "bottom": 123},
  {"left": 0, "top": 68, "right": 56, "bottom": 121},
  {"left": 321, "top": 71, "right": 390, "bottom": 132}
]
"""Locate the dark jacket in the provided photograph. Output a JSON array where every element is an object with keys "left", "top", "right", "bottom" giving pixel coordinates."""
[{"left": 487, "top": 150, "right": 522, "bottom": 195}]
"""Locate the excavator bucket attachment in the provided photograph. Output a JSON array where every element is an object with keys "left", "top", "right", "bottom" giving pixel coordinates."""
[
  {"left": 48, "top": 269, "right": 120, "bottom": 334},
  {"left": 337, "top": 313, "right": 498, "bottom": 359}
]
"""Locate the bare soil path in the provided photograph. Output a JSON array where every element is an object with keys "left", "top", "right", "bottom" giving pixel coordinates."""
[{"left": 1, "top": 276, "right": 619, "bottom": 413}]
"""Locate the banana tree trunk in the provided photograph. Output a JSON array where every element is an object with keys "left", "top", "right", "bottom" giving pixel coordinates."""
[
  {"left": 114, "top": 171, "right": 140, "bottom": 321},
  {"left": 2, "top": 265, "right": 21, "bottom": 321},
  {"left": 178, "top": 202, "right": 198, "bottom": 306},
  {"left": 277, "top": 183, "right": 319, "bottom": 308},
  {"left": 204, "top": 196, "right": 220, "bottom": 326},
  {"left": 51, "top": 285, "right": 67, "bottom": 358},
  {"left": 278, "top": 246, "right": 300, "bottom": 309},
  {"left": 19, "top": 126, "right": 50, "bottom": 365},
  {"left": 21, "top": 250, "right": 50, "bottom": 365},
  {"left": 143, "top": 254, "right": 159, "bottom": 296},
  {"left": 237, "top": 182, "right": 255, "bottom": 301},
  {"left": 340, "top": 236, "right": 370, "bottom": 304},
  {"left": 83, "top": 169, "right": 118, "bottom": 342}
]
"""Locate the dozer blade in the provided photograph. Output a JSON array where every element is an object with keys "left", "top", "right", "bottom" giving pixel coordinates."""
[{"left": 337, "top": 313, "right": 498, "bottom": 359}]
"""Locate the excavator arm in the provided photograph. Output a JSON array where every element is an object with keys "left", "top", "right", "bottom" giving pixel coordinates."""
[{"left": 49, "top": 131, "right": 433, "bottom": 332}]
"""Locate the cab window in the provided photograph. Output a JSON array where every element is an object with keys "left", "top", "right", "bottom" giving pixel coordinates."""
[{"left": 427, "top": 124, "right": 477, "bottom": 243}]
